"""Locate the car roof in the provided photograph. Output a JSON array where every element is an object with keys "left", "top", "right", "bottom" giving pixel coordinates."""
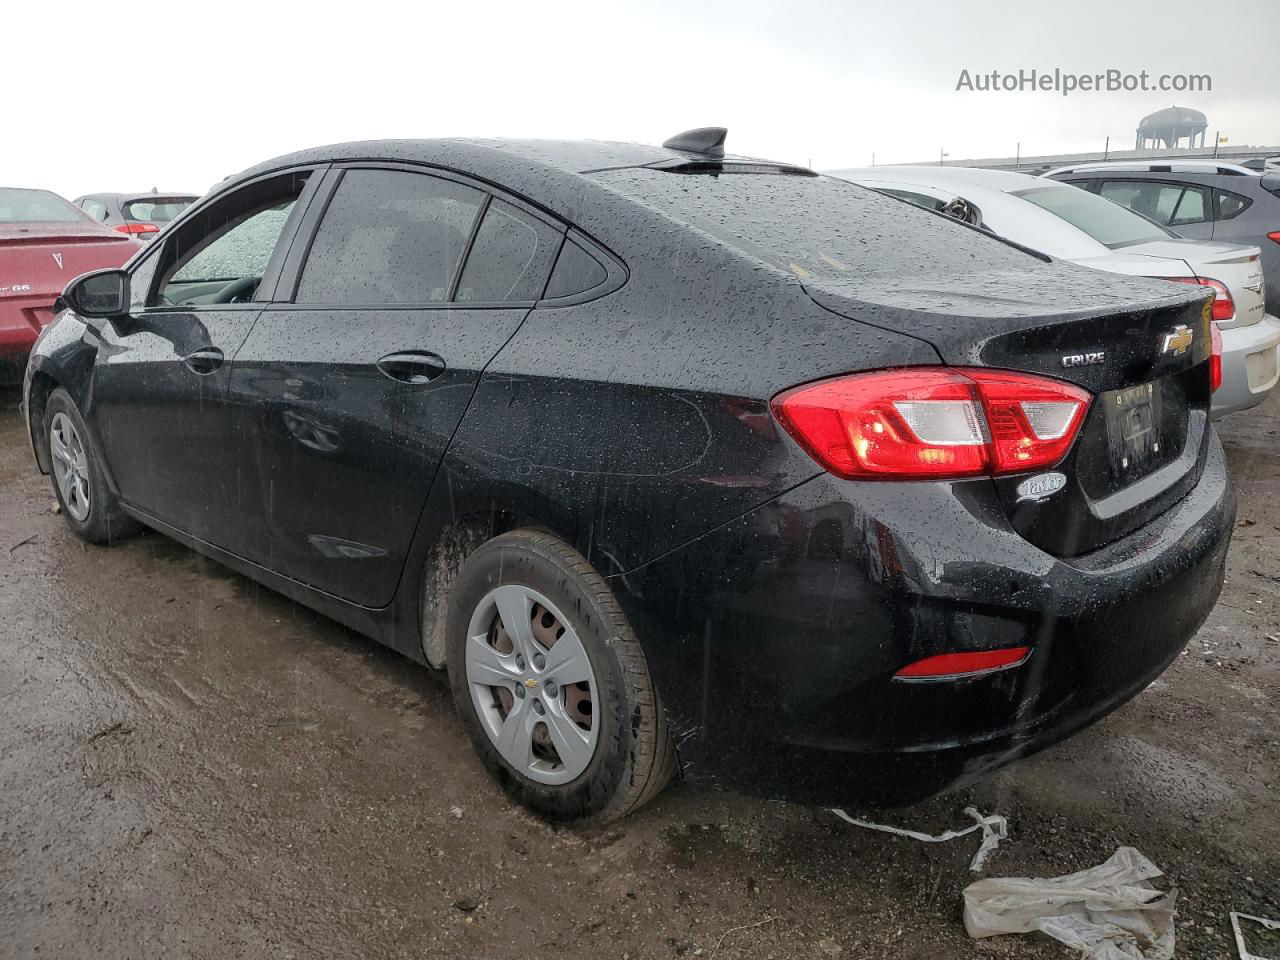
[
  {"left": 1043, "top": 160, "right": 1260, "bottom": 177},
  {"left": 224, "top": 137, "right": 804, "bottom": 239},
  {"left": 221, "top": 136, "right": 815, "bottom": 265},
  {"left": 234, "top": 138, "right": 694, "bottom": 185}
]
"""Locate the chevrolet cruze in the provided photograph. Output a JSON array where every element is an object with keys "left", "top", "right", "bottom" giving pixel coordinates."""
[{"left": 23, "top": 128, "right": 1234, "bottom": 822}]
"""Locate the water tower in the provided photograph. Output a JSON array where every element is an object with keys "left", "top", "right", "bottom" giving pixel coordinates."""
[{"left": 1135, "top": 106, "right": 1208, "bottom": 149}]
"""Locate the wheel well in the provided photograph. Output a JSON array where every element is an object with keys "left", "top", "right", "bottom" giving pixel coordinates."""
[
  {"left": 26, "top": 372, "right": 59, "bottom": 474},
  {"left": 418, "top": 510, "right": 536, "bottom": 668}
]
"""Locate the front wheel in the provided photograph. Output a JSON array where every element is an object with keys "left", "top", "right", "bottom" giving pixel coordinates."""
[
  {"left": 43, "top": 388, "right": 139, "bottom": 544},
  {"left": 446, "top": 530, "right": 676, "bottom": 823}
]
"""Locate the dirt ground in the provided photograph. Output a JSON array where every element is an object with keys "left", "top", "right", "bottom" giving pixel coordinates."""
[{"left": 1, "top": 384, "right": 1277, "bottom": 960}]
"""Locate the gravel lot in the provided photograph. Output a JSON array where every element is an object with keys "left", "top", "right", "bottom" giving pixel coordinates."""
[{"left": 1, "top": 384, "right": 1277, "bottom": 960}]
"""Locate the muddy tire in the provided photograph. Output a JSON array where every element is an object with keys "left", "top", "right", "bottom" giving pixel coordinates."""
[
  {"left": 43, "top": 388, "right": 139, "bottom": 545},
  {"left": 445, "top": 530, "right": 676, "bottom": 823}
]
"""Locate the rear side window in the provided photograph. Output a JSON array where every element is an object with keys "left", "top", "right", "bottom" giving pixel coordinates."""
[
  {"left": 455, "top": 199, "right": 561, "bottom": 302},
  {"left": 80, "top": 198, "right": 109, "bottom": 220},
  {"left": 544, "top": 239, "right": 607, "bottom": 299},
  {"left": 1214, "top": 189, "right": 1252, "bottom": 221},
  {"left": 296, "top": 169, "right": 483, "bottom": 305}
]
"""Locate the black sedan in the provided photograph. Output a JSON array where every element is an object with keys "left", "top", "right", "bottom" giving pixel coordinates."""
[{"left": 23, "top": 128, "right": 1233, "bottom": 822}]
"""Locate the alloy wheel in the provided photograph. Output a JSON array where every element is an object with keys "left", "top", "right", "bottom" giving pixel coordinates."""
[
  {"left": 465, "top": 584, "right": 598, "bottom": 785},
  {"left": 49, "top": 412, "right": 91, "bottom": 522}
]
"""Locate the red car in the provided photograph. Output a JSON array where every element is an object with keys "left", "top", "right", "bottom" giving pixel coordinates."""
[{"left": 1, "top": 188, "right": 139, "bottom": 381}]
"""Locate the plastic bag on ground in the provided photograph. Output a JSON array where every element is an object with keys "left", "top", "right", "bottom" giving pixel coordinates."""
[{"left": 962, "top": 847, "right": 1176, "bottom": 960}]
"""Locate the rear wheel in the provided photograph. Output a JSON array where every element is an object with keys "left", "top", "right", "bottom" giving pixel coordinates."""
[
  {"left": 446, "top": 530, "right": 676, "bottom": 822},
  {"left": 43, "top": 388, "right": 139, "bottom": 544}
]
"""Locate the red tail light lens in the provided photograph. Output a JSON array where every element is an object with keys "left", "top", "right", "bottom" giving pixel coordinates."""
[
  {"left": 1268, "top": 231, "right": 1280, "bottom": 246},
  {"left": 114, "top": 222, "right": 160, "bottom": 235},
  {"left": 772, "top": 368, "right": 1091, "bottom": 480},
  {"left": 1160, "top": 276, "right": 1234, "bottom": 322},
  {"left": 895, "top": 646, "right": 1031, "bottom": 680},
  {"left": 1210, "top": 322, "right": 1223, "bottom": 392}
]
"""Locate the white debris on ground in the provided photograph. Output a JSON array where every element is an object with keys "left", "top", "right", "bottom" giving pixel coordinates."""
[
  {"left": 963, "top": 846, "right": 1176, "bottom": 960},
  {"left": 1231, "top": 911, "right": 1280, "bottom": 960},
  {"left": 830, "top": 806, "right": 1008, "bottom": 873}
]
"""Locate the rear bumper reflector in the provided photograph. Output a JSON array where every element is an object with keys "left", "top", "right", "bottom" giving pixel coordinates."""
[{"left": 894, "top": 646, "right": 1031, "bottom": 681}]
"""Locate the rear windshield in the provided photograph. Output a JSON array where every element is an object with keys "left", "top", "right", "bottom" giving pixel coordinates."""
[
  {"left": 1013, "top": 185, "right": 1172, "bottom": 249},
  {"left": 124, "top": 198, "right": 195, "bottom": 223},
  {"left": 0, "top": 188, "right": 85, "bottom": 223},
  {"left": 590, "top": 168, "right": 1037, "bottom": 282}
]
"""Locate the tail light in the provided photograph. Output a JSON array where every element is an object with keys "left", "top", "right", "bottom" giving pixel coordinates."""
[
  {"left": 1160, "top": 276, "right": 1234, "bottom": 322},
  {"left": 895, "top": 646, "right": 1031, "bottom": 680},
  {"left": 1268, "top": 231, "right": 1280, "bottom": 246},
  {"left": 1210, "top": 322, "right": 1223, "bottom": 392},
  {"left": 772, "top": 368, "right": 1091, "bottom": 480},
  {"left": 114, "top": 222, "right": 160, "bottom": 235}
]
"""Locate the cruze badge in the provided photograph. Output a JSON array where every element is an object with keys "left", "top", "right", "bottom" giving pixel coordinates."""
[
  {"left": 1062, "top": 351, "right": 1105, "bottom": 368},
  {"left": 1016, "top": 472, "right": 1067, "bottom": 503},
  {"left": 1160, "top": 324, "right": 1193, "bottom": 356}
]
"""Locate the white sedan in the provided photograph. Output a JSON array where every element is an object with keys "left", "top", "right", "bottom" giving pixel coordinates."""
[{"left": 827, "top": 165, "right": 1280, "bottom": 417}]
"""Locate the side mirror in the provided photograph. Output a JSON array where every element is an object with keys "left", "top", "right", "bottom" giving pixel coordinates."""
[{"left": 63, "top": 269, "right": 130, "bottom": 318}]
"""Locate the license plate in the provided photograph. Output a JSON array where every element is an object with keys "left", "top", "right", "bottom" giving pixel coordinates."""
[{"left": 1104, "top": 382, "right": 1162, "bottom": 477}]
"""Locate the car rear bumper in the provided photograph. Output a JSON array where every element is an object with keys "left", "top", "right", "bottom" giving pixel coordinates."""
[
  {"left": 1212, "top": 313, "right": 1280, "bottom": 417},
  {"left": 0, "top": 296, "right": 56, "bottom": 380},
  {"left": 615, "top": 431, "right": 1234, "bottom": 807}
]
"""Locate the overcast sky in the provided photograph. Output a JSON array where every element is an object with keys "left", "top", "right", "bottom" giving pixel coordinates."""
[{"left": 7, "top": 0, "right": 1278, "bottom": 199}]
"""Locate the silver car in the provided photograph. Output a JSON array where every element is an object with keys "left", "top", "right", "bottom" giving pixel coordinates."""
[{"left": 829, "top": 165, "right": 1279, "bottom": 417}]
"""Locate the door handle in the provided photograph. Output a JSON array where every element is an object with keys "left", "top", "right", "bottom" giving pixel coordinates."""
[
  {"left": 183, "top": 346, "right": 225, "bottom": 375},
  {"left": 376, "top": 351, "right": 446, "bottom": 384}
]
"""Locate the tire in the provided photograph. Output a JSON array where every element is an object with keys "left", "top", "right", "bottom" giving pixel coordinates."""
[
  {"left": 446, "top": 530, "right": 676, "bottom": 823},
  {"left": 43, "top": 388, "right": 140, "bottom": 545}
]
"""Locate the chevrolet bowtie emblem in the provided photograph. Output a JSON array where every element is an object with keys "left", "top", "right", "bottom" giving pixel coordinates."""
[
  {"left": 1160, "top": 324, "right": 1193, "bottom": 356},
  {"left": 523, "top": 678, "right": 539, "bottom": 689}
]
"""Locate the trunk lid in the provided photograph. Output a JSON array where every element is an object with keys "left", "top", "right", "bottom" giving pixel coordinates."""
[
  {"left": 1120, "top": 238, "right": 1266, "bottom": 329},
  {"left": 0, "top": 223, "right": 137, "bottom": 300},
  {"left": 805, "top": 260, "right": 1215, "bottom": 556}
]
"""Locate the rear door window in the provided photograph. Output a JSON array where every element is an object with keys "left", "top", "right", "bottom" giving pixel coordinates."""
[
  {"left": 1167, "top": 186, "right": 1209, "bottom": 225},
  {"left": 455, "top": 199, "right": 561, "bottom": 303},
  {"left": 295, "top": 169, "right": 483, "bottom": 305},
  {"left": 1098, "top": 180, "right": 1209, "bottom": 227}
]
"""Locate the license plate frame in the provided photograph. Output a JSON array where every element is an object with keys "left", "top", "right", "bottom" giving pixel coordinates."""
[{"left": 1104, "top": 381, "right": 1163, "bottom": 478}]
